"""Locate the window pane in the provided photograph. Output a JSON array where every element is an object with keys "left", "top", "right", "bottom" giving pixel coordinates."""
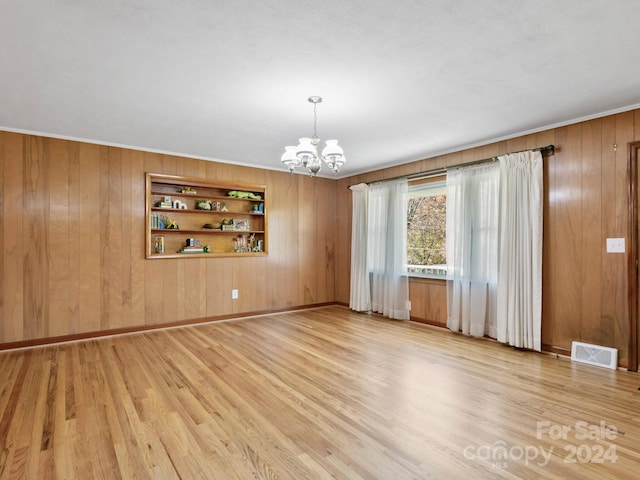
[{"left": 406, "top": 180, "right": 446, "bottom": 276}]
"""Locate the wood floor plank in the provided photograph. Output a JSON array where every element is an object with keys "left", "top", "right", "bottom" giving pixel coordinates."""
[{"left": 0, "top": 306, "right": 639, "bottom": 479}]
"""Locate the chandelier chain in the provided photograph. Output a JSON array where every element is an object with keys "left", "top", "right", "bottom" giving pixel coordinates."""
[{"left": 313, "top": 101, "right": 319, "bottom": 143}]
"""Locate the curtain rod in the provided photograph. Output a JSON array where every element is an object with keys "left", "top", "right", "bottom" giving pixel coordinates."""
[{"left": 349, "top": 145, "right": 555, "bottom": 188}]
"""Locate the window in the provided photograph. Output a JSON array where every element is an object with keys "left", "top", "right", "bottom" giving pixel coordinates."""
[{"left": 406, "top": 177, "right": 446, "bottom": 278}]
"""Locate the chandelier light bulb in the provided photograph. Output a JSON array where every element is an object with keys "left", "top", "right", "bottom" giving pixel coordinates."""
[
  {"left": 281, "top": 146, "right": 299, "bottom": 172},
  {"left": 295, "top": 137, "right": 317, "bottom": 166}
]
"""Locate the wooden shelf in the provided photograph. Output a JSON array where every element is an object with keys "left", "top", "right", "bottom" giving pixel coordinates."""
[
  {"left": 150, "top": 191, "right": 264, "bottom": 202},
  {"left": 147, "top": 251, "right": 268, "bottom": 260},
  {"left": 151, "top": 207, "right": 264, "bottom": 216},
  {"left": 150, "top": 229, "right": 265, "bottom": 234}
]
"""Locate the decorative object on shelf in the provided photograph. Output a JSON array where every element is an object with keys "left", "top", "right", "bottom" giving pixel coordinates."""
[
  {"left": 180, "top": 238, "right": 208, "bottom": 254},
  {"left": 234, "top": 234, "right": 253, "bottom": 253},
  {"left": 172, "top": 199, "right": 188, "bottom": 209},
  {"left": 165, "top": 218, "right": 179, "bottom": 229},
  {"left": 220, "top": 218, "right": 234, "bottom": 231},
  {"left": 154, "top": 235, "right": 165, "bottom": 254},
  {"left": 180, "top": 186, "right": 197, "bottom": 194},
  {"left": 157, "top": 196, "right": 173, "bottom": 208},
  {"left": 228, "top": 190, "right": 262, "bottom": 200},
  {"left": 233, "top": 219, "right": 249, "bottom": 231},
  {"left": 220, "top": 202, "right": 228, "bottom": 212},
  {"left": 196, "top": 199, "right": 212, "bottom": 210},
  {"left": 281, "top": 96, "right": 346, "bottom": 175}
]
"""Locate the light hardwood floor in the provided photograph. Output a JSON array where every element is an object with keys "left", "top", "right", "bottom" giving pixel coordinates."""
[{"left": 1, "top": 306, "right": 639, "bottom": 479}]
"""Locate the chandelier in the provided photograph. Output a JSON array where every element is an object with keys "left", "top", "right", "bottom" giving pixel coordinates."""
[{"left": 281, "top": 96, "right": 345, "bottom": 175}]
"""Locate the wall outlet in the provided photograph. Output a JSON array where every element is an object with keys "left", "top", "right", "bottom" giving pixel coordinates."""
[
  {"left": 606, "top": 238, "right": 625, "bottom": 253},
  {"left": 232, "top": 289, "right": 238, "bottom": 299}
]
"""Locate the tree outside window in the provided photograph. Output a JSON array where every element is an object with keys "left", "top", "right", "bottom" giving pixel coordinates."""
[{"left": 406, "top": 179, "right": 446, "bottom": 277}]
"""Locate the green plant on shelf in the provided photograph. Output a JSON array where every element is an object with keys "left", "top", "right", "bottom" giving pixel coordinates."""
[{"left": 196, "top": 199, "right": 212, "bottom": 210}]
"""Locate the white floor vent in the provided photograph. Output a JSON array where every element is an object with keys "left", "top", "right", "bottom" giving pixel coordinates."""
[{"left": 571, "top": 341, "right": 618, "bottom": 370}]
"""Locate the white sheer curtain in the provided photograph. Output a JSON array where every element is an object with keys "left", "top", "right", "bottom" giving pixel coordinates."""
[
  {"left": 349, "top": 179, "right": 410, "bottom": 320},
  {"left": 349, "top": 183, "right": 371, "bottom": 312},
  {"left": 367, "top": 178, "right": 410, "bottom": 320},
  {"left": 496, "top": 151, "right": 543, "bottom": 351},
  {"left": 446, "top": 163, "right": 500, "bottom": 338}
]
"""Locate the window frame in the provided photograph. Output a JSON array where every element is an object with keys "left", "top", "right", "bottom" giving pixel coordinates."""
[{"left": 406, "top": 175, "right": 447, "bottom": 280}]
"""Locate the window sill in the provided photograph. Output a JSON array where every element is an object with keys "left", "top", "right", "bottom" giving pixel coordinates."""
[{"left": 408, "top": 274, "right": 446, "bottom": 283}]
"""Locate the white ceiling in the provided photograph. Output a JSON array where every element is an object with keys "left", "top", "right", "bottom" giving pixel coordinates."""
[{"left": 2, "top": 1, "right": 640, "bottom": 178}]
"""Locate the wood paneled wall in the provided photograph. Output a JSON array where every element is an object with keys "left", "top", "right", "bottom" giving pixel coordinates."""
[
  {"left": 0, "top": 132, "right": 336, "bottom": 344},
  {"left": 335, "top": 109, "right": 640, "bottom": 368},
  {"left": 3, "top": 109, "right": 640, "bottom": 368}
]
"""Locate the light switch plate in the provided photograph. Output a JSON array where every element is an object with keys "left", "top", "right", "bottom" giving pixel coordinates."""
[{"left": 606, "top": 238, "right": 625, "bottom": 253}]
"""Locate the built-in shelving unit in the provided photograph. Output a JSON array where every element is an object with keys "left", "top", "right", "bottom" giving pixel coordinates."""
[{"left": 145, "top": 173, "right": 267, "bottom": 259}]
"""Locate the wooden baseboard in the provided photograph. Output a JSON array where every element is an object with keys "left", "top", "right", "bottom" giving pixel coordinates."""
[
  {"left": 3, "top": 307, "right": 583, "bottom": 365},
  {"left": 541, "top": 344, "right": 572, "bottom": 357},
  {"left": 410, "top": 316, "right": 447, "bottom": 328},
  {"left": 0, "top": 302, "right": 339, "bottom": 351},
  {"left": 410, "top": 318, "right": 576, "bottom": 359}
]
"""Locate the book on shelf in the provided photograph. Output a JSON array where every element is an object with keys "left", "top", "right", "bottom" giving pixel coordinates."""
[
  {"left": 150, "top": 213, "right": 167, "bottom": 229},
  {"left": 181, "top": 247, "right": 205, "bottom": 253}
]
